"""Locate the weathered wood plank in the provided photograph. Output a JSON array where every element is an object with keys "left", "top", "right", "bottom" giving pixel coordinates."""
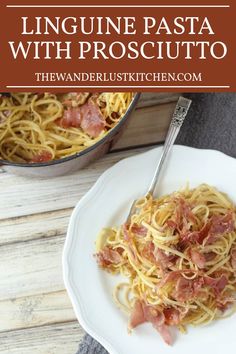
[
  {"left": 0, "top": 149, "right": 153, "bottom": 301},
  {"left": 0, "top": 321, "right": 84, "bottom": 354},
  {"left": 113, "top": 101, "right": 175, "bottom": 150},
  {"left": 137, "top": 92, "right": 180, "bottom": 108},
  {"left": 0, "top": 291, "right": 76, "bottom": 332},
  {"left": 0, "top": 209, "right": 71, "bottom": 245},
  {"left": 0, "top": 147, "right": 150, "bottom": 221},
  {"left": 0, "top": 236, "right": 65, "bottom": 301}
]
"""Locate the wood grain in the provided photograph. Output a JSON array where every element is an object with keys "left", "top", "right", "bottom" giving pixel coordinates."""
[
  {"left": 137, "top": 92, "right": 180, "bottom": 108},
  {"left": 0, "top": 321, "right": 84, "bottom": 354},
  {"left": 0, "top": 209, "right": 71, "bottom": 245},
  {"left": 0, "top": 236, "right": 66, "bottom": 301},
  {"left": 0, "top": 147, "right": 150, "bottom": 340},
  {"left": 0, "top": 147, "right": 150, "bottom": 221},
  {"left": 113, "top": 101, "right": 175, "bottom": 150}
]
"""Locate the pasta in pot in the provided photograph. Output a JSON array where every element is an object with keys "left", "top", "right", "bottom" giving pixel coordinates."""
[
  {"left": 96, "top": 184, "right": 236, "bottom": 345},
  {"left": 0, "top": 92, "right": 133, "bottom": 163}
]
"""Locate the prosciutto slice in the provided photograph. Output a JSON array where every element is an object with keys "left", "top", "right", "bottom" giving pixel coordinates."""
[
  {"left": 163, "top": 308, "right": 181, "bottom": 326},
  {"left": 129, "top": 300, "right": 145, "bottom": 328},
  {"left": 57, "top": 97, "right": 105, "bottom": 138},
  {"left": 182, "top": 222, "right": 210, "bottom": 244},
  {"left": 177, "top": 198, "right": 196, "bottom": 223},
  {"left": 182, "top": 212, "right": 235, "bottom": 244},
  {"left": 204, "top": 275, "right": 228, "bottom": 295},
  {"left": 153, "top": 323, "right": 173, "bottom": 346},
  {"left": 153, "top": 248, "right": 177, "bottom": 269},
  {"left": 62, "top": 92, "right": 90, "bottom": 107},
  {"left": 129, "top": 300, "right": 173, "bottom": 345},
  {"left": 141, "top": 241, "right": 156, "bottom": 263},
  {"left": 205, "top": 213, "right": 235, "bottom": 244},
  {"left": 174, "top": 277, "right": 194, "bottom": 302},
  {"left": 190, "top": 249, "right": 206, "bottom": 269},
  {"left": 80, "top": 101, "right": 105, "bottom": 138},
  {"left": 173, "top": 197, "right": 196, "bottom": 230},
  {"left": 58, "top": 107, "right": 83, "bottom": 128},
  {"left": 131, "top": 224, "right": 147, "bottom": 237}
]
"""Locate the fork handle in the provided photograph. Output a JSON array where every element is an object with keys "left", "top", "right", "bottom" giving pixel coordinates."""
[{"left": 147, "top": 96, "right": 192, "bottom": 196}]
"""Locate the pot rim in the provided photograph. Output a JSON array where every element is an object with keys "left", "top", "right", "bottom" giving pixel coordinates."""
[{"left": 0, "top": 92, "right": 140, "bottom": 168}]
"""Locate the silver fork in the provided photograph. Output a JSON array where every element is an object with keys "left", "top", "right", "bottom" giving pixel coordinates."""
[{"left": 126, "top": 96, "right": 192, "bottom": 222}]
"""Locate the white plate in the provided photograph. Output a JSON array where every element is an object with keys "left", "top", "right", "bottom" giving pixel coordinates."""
[{"left": 63, "top": 145, "right": 236, "bottom": 354}]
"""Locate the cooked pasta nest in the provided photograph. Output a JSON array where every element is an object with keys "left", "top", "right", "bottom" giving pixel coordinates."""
[{"left": 96, "top": 184, "right": 236, "bottom": 345}]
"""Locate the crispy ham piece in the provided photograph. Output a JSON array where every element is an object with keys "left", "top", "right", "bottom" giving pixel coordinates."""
[
  {"left": 96, "top": 187, "right": 236, "bottom": 345},
  {"left": 182, "top": 212, "right": 235, "bottom": 244},
  {"left": 123, "top": 223, "right": 147, "bottom": 241},
  {"left": 131, "top": 224, "right": 147, "bottom": 237},
  {"left": 177, "top": 198, "right": 196, "bottom": 223},
  {"left": 141, "top": 241, "right": 156, "bottom": 263},
  {"left": 173, "top": 274, "right": 228, "bottom": 302},
  {"left": 57, "top": 96, "right": 105, "bottom": 138},
  {"left": 204, "top": 252, "right": 216, "bottom": 262},
  {"left": 122, "top": 224, "right": 139, "bottom": 262},
  {"left": 122, "top": 223, "right": 131, "bottom": 242},
  {"left": 129, "top": 273, "right": 229, "bottom": 344},
  {"left": 97, "top": 246, "right": 122, "bottom": 268},
  {"left": 182, "top": 222, "right": 211, "bottom": 244},
  {"left": 129, "top": 300, "right": 146, "bottom": 328},
  {"left": 129, "top": 300, "right": 173, "bottom": 345},
  {"left": 59, "top": 107, "right": 83, "bottom": 128},
  {"left": 166, "top": 220, "right": 178, "bottom": 229},
  {"left": 153, "top": 248, "right": 177, "bottom": 269},
  {"left": 140, "top": 241, "right": 177, "bottom": 270},
  {"left": 31, "top": 151, "right": 52, "bottom": 163},
  {"left": 80, "top": 102, "right": 105, "bottom": 138},
  {"left": 173, "top": 198, "right": 196, "bottom": 230},
  {"left": 205, "top": 213, "right": 235, "bottom": 244},
  {"left": 190, "top": 249, "right": 206, "bottom": 269},
  {"left": 156, "top": 270, "right": 183, "bottom": 289},
  {"left": 155, "top": 324, "right": 173, "bottom": 345},
  {"left": 216, "top": 295, "right": 235, "bottom": 311},
  {"left": 174, "top": 277, "right": 195, "bottom": 302},
  {"left": 163, "top": 308, "right": 181, "bottom": 326},
  {"left": 61, "top": 92, "right": 90, "bottom": 107},
  {"left": 210, "top": 213, "right": 235, "bottom": 235},
  {"left": 204, "top": 275, "right": 228, "bottom": 295}
]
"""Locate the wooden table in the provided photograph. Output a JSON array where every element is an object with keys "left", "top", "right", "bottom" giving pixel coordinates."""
[{"left": 0, "top": 93, "right": 180, "bottom": 354}]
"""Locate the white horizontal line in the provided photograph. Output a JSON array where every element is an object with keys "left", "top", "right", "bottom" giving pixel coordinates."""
[
  {"left": 6, "top": 5, "right": 230, "bottom": 8},
  {"left": 6, "top": 86, "right": 230, "bottom": 88}
]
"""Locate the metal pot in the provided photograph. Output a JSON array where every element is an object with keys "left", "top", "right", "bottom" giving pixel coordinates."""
[{"left": 0, "top": 93, "right": 140, "bottom": 178}]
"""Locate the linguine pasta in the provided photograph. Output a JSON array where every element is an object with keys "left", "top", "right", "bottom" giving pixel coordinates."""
[
  {"left": 96, "top": 184, "right": 236, "bottom": 344},
  {"left": 0, "top": 92, "right": 133, "bottom": 163}
]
